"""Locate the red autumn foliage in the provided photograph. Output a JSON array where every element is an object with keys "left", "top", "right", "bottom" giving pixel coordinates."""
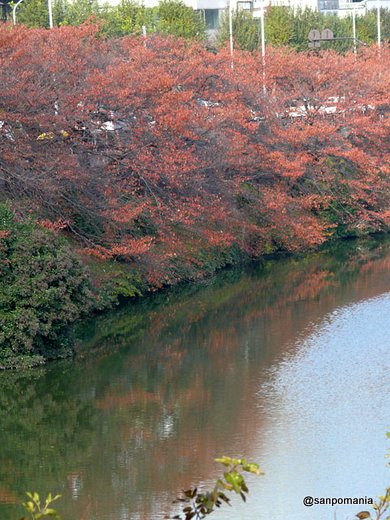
[{"left": 0, "top": 23, "right": 389, "bottom": 284}]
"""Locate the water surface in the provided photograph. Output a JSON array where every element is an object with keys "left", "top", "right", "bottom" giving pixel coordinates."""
[{"left": 0, "top": 237, "right": 389, "bottom": 520}]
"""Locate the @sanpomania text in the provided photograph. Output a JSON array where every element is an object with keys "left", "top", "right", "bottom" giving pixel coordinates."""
[{"left": 303, "top": 496, "right": 374, "bottom": 507}]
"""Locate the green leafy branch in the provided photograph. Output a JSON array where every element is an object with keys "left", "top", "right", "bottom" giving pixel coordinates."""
[
  {"left": 167, "top": 456, "right": 263, "bottom": 520},
  {"left": 355, "top": 487, "right": 390, "bottom": 520},
  {"left": 20, "top": 492, "right": 62, "bottom": 520}
]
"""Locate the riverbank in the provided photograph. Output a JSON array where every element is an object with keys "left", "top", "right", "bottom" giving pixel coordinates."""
[
  {"left": 1, "top": 196, "right": 389, "bottom": 370},
  {"left": 73, "top": 233, "right": 390, "bottom": 355},
  {"left": 1, "top": 140, "right": 390, "bottom": 369}
]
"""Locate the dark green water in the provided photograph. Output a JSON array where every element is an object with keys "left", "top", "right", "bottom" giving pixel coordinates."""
[{"left": 1, "top": 237, "right": 390, "bottom": 520}]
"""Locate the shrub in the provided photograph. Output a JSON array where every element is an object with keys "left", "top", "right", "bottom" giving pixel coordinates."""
[{"left": 0, "top": 204, "right": 92, "bottom": 368}]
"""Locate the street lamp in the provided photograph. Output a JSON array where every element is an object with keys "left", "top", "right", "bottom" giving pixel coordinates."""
[
  {"left": 12, "top": 0, "right": 24, "bottom": 24},
  {"left": 349, "top": 0, "right": 381, "bottom": 51}
]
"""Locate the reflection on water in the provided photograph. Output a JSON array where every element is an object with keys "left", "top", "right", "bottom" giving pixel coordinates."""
[
  {"left": 0, "top": 238, "right": 390, "bottom": 520},
  {"left": 232, "top": 294, "right": 390, "bottom": 520}
]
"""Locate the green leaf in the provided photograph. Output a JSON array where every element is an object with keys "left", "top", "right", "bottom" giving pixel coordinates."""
[
  {"left": 44, "top": 508, "right": 58, "bottom": 516},
  {"left": 224, "top": 471, "right": 241, "bottom": 493},
  {"left": 24, "top": 501, "right": 35, "bottom": 512},
  {"left": 215, "top": 456, "right": 233, "bottom": 467},
  {"left": 242, "top": 462, "right": 263, "bottom": 475}
]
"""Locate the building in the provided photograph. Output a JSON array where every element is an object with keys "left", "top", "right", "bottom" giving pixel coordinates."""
[
  {"left": 250, "top": 0, "right": 389, "bottom": 18},
  {"left": 98, "top": 0, "right": 388, "bottom": 29}
]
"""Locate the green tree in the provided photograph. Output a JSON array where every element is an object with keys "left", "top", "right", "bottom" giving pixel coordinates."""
[
  {"left": 217, "top": 8, "right": 261, "bottom": 51},
  {"left": 156, "top": 0, "right": 205, "bottom": 40},
  {"left": 16, "top": 0, "right": 50, "bottom": 28},
  {"left": 265, "top": 6, "right": 294, "bottom": 46},
  {"left": 99, "top": 0, "right": 157, "bottom": 37},
  {"left": 217, "top": 5, "right": 389, "bottom": 52},
  {"left": 59, "top": 0, "right": 100, "bottom": 26},
  {"left": 354, "top": 9, "right": 390, "bottom": 45}
]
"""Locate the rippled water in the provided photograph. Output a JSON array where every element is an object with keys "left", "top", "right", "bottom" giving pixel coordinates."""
[
  {"left": 221, "top": 294, "right": 390, "bottom": 520},
  {"left": 0, "top": 237, "right": 389, "bottom": 520}
]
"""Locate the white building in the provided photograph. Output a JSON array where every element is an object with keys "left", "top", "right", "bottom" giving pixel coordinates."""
[
  {"left": 108, "top": 0, "right": 389, "bottom": 26},
  {"left": 251, "top": 0, "right": 389, "bottom": 19}
]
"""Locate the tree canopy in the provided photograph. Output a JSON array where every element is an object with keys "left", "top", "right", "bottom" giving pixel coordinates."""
[{"left": 1, "top": 24, "right": 389, "bottom": 288}]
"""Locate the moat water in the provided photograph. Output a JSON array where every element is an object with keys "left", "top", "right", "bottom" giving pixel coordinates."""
[{"left": 0, "top": 237, "right": 389, "bottom": 520}]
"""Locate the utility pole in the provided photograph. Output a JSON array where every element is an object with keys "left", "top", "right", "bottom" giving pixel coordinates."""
[
  {"left": 229, "top": 0, "right": 234, "bottom": 68},
  {"left": 48, "top": 0, "right": 53, "bottom": 28},
  {"left": 260, "top": 0, "right": 266, "bottom": 94},
  {"left": 352, "top": 5, "right": 357, "bottom": 55}
]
